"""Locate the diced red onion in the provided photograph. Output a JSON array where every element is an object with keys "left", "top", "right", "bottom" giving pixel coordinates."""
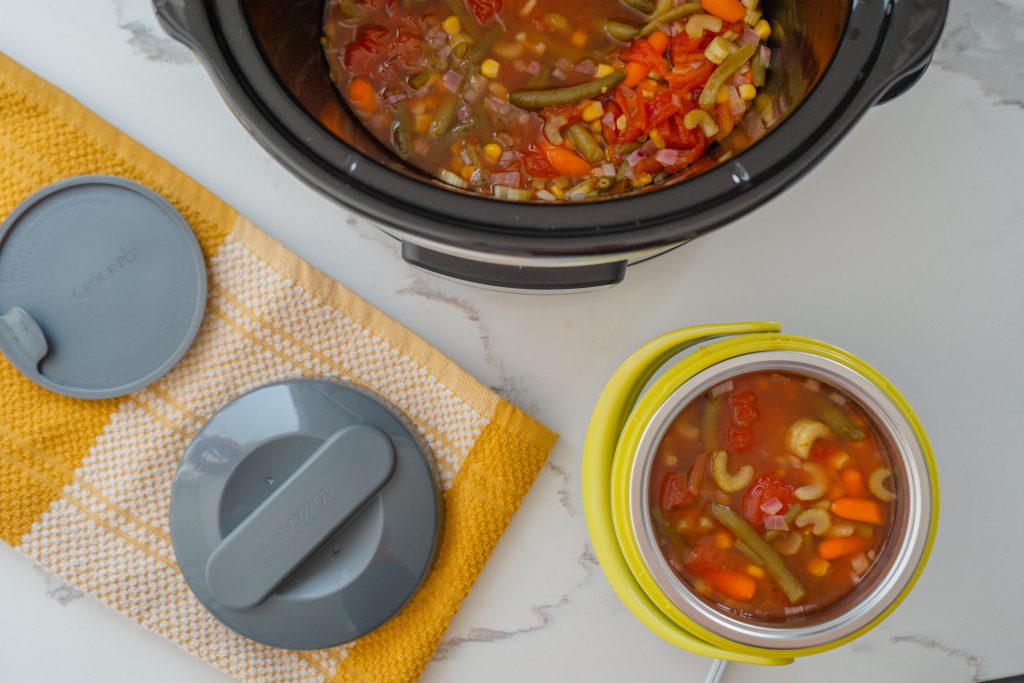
[
  {"left": 601, "top": 111, "right": 616, "bottom": 128},
  {"left": 655, "top": 149, "right": 682, "bottom": 166},
  {"left": 600, "top": 162, "right": 616, "bottom": 176},
  {"left": 739, "top": 28, "right": 760, "bottom": 47},
  {"left": 727, "top": 86, "right": 746, "bottom": 116},
  {"left": 438, "top": 44, "right": 453, "bottom": 59},
  {"left": 851, "top": 553, "right": 870, "bottom": 575},
  {"left": 625, "top": 148, "right": 647, "bottom": 167},
  {"left": 457, "top": 105, "right": 471, "bottom": 122},
  {"left": 442, "top": 70, "right": 464, "bottom": 92},
  {"left": 526, "top": 60, "right": 541, "bottom": 75},
  {"left": 486, "top": 95, "right": 510, "bottom": 116},
  {"left": 555, "top": 57, "right": 573, "bottom": 72},
  {"left": 498, "top": 150, "right": 518, "bottom": 166},
  {"left": 384, "top": 93, "right": 408, "bottom": 108},
  {"left": 552, "top": 67, "right": 566, "bottom": 81},
  {"left": 490, "top": 171, "right": 521, "bottom": 187},
  {"left": 575, "top": 59, "right": 595, "bottom": 74},
  {"left": 760, "top": 46, "right": 772, "bottom": 68},
  {"left": 764, "top": 514, "right": 789, "bottom": 531},
  {"left": 710, "top": 380, "right": 734, "bottom": 397},
  {"left": 760, "top": 497, "right": 783, "bottom": 516}
]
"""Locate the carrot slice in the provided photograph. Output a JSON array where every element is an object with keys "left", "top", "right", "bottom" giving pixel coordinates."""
[
  {"left": 540, "top": 143, "right": 592, "bottom": 177},
  {"left": 841, "top": 468, "right": 866, "bottom": 497},
  {"left": 647, "top": 30, "right": 670, "bottom": 55},
  {"left": 705, "top": 570, "right": 757, "bottom": 601},
  {"left": 346, "top": 77, "right": 377, "bottom": 111},
  {"left": 700, "top": 0, "right": 746, "bottom": 22},
  {"left": 831, "top": 497, "right": 884, "bottom": 525},
  {"left": 624, "top": 61, "right": 648, "bottom": 87},
  {"left": 817, "top": 536, "right": 871, "bottom": 560}
]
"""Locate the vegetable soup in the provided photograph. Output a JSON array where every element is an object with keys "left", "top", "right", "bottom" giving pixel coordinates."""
[
  {"left": 649, "top": 371, "right": 898, "bottom": 622},
  {"left": 322, "top": 0, "right": 773, "bottom": 201}
]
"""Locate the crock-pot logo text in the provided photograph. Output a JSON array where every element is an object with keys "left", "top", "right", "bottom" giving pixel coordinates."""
[
  {"left": 72, "top": 243, "right": 143, "bottom": 300},
  {"left": 260, "top": 487, "right": 333, "bottom": 557}
]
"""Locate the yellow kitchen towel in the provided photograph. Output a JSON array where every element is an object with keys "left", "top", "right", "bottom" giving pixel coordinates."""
[{"left": 0, "top": 52, "right": 557, "bottom": 683}]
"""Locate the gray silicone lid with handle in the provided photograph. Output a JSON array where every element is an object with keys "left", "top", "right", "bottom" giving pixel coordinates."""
[
  {"left": 0, "top": 175, "right": 207, "bottom": 399},
  {"left": 169, "top": 379, "right": 443, "bottom": 650}
]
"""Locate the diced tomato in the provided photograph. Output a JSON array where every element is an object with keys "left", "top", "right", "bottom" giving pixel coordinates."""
[
  {"left": 520, "top": 144, "right": 560, "bottom": 178},
  {"left": 685, "top": 536, "right": 727, "bottom": 575},
  {"left": 393, "top": 28, "right": 425, "bottom": 69},
  {"left": 343, "top": 24, "right": 389, "bottom": 76},
  {"left": 742, "top": 474, "right": 796, "bottom": 529},
  {"left": 660, "top": 472, "right": 693, "bottom": 512},
  {"left": 614, "top": 87, "right": 649, "bottom": 143},
  {"left": 727, "top": 425, "right": 753, "bottom": 453},
  {"left": 665, "top": 61, "right": 715, "bottom": 92},
  {"left": 646, "top": 91, "right": 684, "bottom": 129},
  {"left": 729, "top": 389, "right": 759, "bottom": 427},
  {"left": 620, "top": 38, "right": 668, "bottom": 76},
  {"left": 601, "top": 100, "right": 623, "bottom": 145},
  {"left": 465, "top": 0, "right": 502, "bottom": 24}
]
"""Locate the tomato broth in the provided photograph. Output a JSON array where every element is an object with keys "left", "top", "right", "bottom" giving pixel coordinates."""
[
  {"left": 322, "top": 0, "right": 773, "bottom": 201},
  {"left": 649, "top": 371, "right": 898, "bottom": 623}
]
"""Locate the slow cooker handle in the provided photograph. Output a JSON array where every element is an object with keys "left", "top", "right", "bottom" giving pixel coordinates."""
[
  {"left": 871, "top": 0, "right": 950, "bottom": 105},
  {"left": 153, "top": 0, "right": 210, "bottom": 55},
  {"left": 401, "top": 243, "right": 628, "bottom": 291}
]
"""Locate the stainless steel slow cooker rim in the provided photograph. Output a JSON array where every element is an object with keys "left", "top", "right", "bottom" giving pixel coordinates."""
[{"left": 627, "top": 350, "right": 931, "bottom": 651}]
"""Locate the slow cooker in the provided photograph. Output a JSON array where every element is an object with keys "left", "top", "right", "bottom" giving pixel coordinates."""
[{"left": 154, "top": 0, "right": 948, "bottom": 290}]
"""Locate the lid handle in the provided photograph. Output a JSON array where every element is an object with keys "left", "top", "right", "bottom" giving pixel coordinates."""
[
  {"left": 204, "top": 424, "right": 396, "bottom": 610},
  {"left": 0, "top": 308, "right": 49, "bottom": 372}
]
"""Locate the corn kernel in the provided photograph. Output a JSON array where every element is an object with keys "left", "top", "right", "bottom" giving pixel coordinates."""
[
  {"left": 488, "top": 81, "right": 509, "bottom": 97},
  {"left": 616, "top": 115, "right": 627, "bottom": 131},
  {"left": 746, "top": 565, "right": 766, "bottom": 578},
  {"left": 484, "top": 143, "right": 503, "bottom": 161},
  {"left": 713, "top": 531, "right": 733, "bottom": 549},
  {"left": 649, "top": 127, "right": 666, "bottom": 149},
  {"left": 808, "top": 557, "right": 831, "bottom": 577},
  {"left": 595, "top": 63, "right": 616, "bottom": 78},
  {"left": 550, "top": 184, "right": 564, "bottom": 199},
  {"left": 715, "top": 87, "right": 730, "bottom": 104},
  {"left": 443, "top": 15, "right": 461, "bottom": 35},
  {"left": 755, "top": 19, "right": 771, "bottom": 40},
  {"left": 739, "top": 84, "right": 757, "bottom": 101},
  {"left": 581, "top": 100, "right": 604, "bottom": 122},
  {"left": 571, "top": 30, "right": 587, "bottom": 47},
  {"left": 481, "top": 58, "right": 501, "bottom": 78},
  {"left": 591, "top": 121, "right": 602, "bottom": 134}
]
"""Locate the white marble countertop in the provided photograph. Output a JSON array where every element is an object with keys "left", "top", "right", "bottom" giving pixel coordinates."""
[{"left": 1, "top": 0, "right": 1022, "bottom": 681}]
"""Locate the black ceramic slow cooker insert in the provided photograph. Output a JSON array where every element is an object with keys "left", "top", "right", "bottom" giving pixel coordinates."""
[{"left": 154, "top": 0, "right": 948, "bottom": 290}]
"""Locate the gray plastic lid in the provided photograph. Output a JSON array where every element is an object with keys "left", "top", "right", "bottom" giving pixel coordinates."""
[
  {"left": 169, "top": 379, "right": 443, "bottom": 650},
  {"left": 0, "top": 175, "right": 206, "bottom": 399}
]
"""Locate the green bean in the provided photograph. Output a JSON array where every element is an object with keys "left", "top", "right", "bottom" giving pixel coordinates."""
[
  {"left": 621, "top": 0, "right": 654, "bottom": 12},
  {"left": 596, "top": 176, "right": 615, "bottom": 191},
  {"left": 466, "top": 25, "right": 502, "bottom": 64},
  {"left": 751, "top": 46, "right": 767, "bottom": 87},
  {"left": 734, "top": 540, "right": 764, "bottom": 566},
  {"left": 388, "top": 106, "right": 412, "bottom": 157},
  {"left": 711, "top": 503, "right": 807, "bottom": 604},
  {"left": 701, "top": 396, "right": 720, "bottom": 452},
  {"left": 453, "top": 41, "right": 471, "bottom": 59},
  {"left": 763, "top": 503, "right": 803, "bottom": 542},
  {"left": 509, "top": 71, "right": 626, "bottom": 110},
  {"left": 811, "top": 395, "right": 866, "bottom": 441},
  {"left": 605, "top": 19, "right": 641, "bottom": 42},
  {"left": 430, "top": 92, "right": 460, "bottom": 138},
  {"left": 639, "top": 1, "right": 702, "bottom": 37},
  {"left": 408, "top": 72, "right": 431, "bottom": 90},
  {"left": 567, "top": 123, "right": 604, "bottom": 163},
  {"left": 699, "top": 42, "right": 757, "bottom": 107},
  {"left": 652, "top": 508, "right": 688, "bottom": 559}
]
